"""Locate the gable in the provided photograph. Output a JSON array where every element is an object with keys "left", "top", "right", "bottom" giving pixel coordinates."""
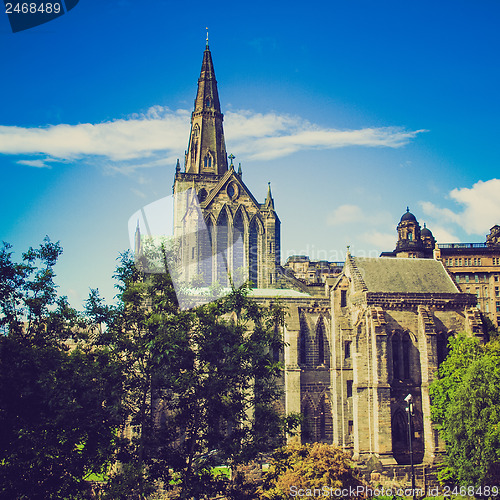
[{"left": 203, "top": 169, "right": 261, "bottom": 211}]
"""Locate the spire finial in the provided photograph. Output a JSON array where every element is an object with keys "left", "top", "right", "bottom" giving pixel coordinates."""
[
  {"left": 206, "top": 27, "right": 209, "bottom": 48},
  {"left": 424, "top": 222, "right": 426, "bottom": 228},
  {"left": 229, "top": 153, "right": 235, "bottom": 168},
  {"left": 406, "top": 206, "right": 410, "bottom": 213}
]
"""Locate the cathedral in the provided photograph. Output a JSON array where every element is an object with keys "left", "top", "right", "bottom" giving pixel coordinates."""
[{"left": 161, "top": 40, "right": 492, "bottom": 473}]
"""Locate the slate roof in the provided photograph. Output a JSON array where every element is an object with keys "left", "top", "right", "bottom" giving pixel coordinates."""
[{"left": 350, "top": 256, "right": 459, "bottom": 294}]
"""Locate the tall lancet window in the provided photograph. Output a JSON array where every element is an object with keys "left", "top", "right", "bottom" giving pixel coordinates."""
[
  {"left": 199, "top": 217, "right": 213, "bottom": 286},
  {"left": 233, "top": 210, "right": 245, "bottom": 281},
  {"left": 249, "top": 218, "right": 260, "bottom": 287},
  {"left": 316, "top": 318, "right": 325, "bottom": 365},
  {"left": 203, "top": 153, "right": 212, "bottom": 169},
  {"left": 391, "top": 331, "right": 413, "bottom": 381},
  {"left": 216, "top": 210, "right": 229, "bottom": 286},
  {"left": 191, "top": 125, "right": 199, "bottom": 163}
]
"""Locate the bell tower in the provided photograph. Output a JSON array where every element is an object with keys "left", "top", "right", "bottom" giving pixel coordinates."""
[
  {"left": 172, "top": 38, "right": 281, "bottom": 290},
  {"left": 185, "top": 35, "right": 228, "bottom": 175}
]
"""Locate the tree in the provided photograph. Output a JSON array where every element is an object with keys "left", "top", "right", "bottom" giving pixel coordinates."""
[
  {"left": 430, "top": 333, "right": 500, "bottom": 486},
  {"left": 0, "top": 239, "right": 122, "bottom": 499},
  {"left": 258, "top": 442, "right": 366, "bottom": 499},
  {"left": 103, "top": 251, "right": 295, "bottom": 499}
]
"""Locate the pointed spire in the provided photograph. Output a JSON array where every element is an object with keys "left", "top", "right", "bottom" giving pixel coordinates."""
[
  {"left": 134, "top": 220, "right": 142, "bottom": 257},
  {"left": 206, "top": 27, "right": 209, "bottom": 48},
  {"left": 175, "top": 158, "right": 180, "bottom": 174},
  {"left": 185, "top": 39, "right": 228, "bottom": 175},
  {"left": 265, "top": 182, "right": 274, "bottom": 209},
  {"left": 238, "top": 162, "right": 242, "bottom": 177}
]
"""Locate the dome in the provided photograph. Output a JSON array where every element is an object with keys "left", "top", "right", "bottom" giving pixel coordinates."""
[
  {"left": 421, "top": 223, "right": 433, "bottom": 237},
  {"left": 400, "top": 207, "right": 417, "bottom": 222}
]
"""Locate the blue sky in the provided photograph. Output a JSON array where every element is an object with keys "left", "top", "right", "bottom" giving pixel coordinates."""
[{"left": 1, "top": 0, "right": 500, "bottom": 307}]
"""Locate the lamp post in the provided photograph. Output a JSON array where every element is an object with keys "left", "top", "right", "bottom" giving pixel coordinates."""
[{"left": 405, "top": 394, "right": 416, "bottom": 500}]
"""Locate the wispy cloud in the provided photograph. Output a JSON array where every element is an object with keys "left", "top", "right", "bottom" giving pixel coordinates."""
[
  {"left": 16, "top": 159, "right": 53, "bottom": 168},
  {"left": 362, "top": 230, "right": 396, "bottom": 250},
  {"left": 327, "top": 204, "right": 365, "bottom": 226},
  {"left": 0, "top": 106, "right": 425, "bottom": 170},
  {"left": 225, "top": 111, "right": 426, "bottom": 160},
  {"left": 420, "top": 179, "right": 500, "bottom": 236}
]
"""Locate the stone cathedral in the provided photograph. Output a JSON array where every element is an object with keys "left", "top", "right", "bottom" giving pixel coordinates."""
[
  {"left": 165, "top": 41, "right": 485, "bottom": 471},
  {"left": 172, "top": 41, "right": 279, "bottom": 290}
]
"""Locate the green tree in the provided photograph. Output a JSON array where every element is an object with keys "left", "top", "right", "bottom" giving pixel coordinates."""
[
  {"left": 103, "top": 251, "right": 294, "bottom": 499},
  {"left": 430, "top": 333, "right": 500, "bottom": 486},
  {"left": 0, "top": 239, "right": 122, "bottom": 499},
  {"left": 258, "top": 442, "right": 366, "bottom": 499}
]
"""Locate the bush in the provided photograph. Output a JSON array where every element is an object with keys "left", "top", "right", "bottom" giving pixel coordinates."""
[{"left": 259, "top": 442, "right": 366, "bottom": 499}]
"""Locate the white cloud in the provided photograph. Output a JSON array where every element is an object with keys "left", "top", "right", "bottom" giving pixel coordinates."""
[
  {"left": 420, "top": 179, "right": 500, "bottom": 236},
  {"left": 428, "top": 225, "right": 460, "bottom": 244},
  {"left": 226, "top": 111, "right": 426, "bottom": 160},
  {"left": 0, "top": 107, "right": 189, "bottom": 163},
  {"left": 0, "top": 106, "right": 425, "bottom": 170},
  {"left": 16, "top": 159, "right": 52, "bottom": 168},
  {"left": 420, "top": 201, "right": 461, "bottom": 225},
  {"left": 362, "top": 230, "right": 396, "bottom": 251},
  {"left": 327, "top": 204, "right": 364, "bottom": 226}
]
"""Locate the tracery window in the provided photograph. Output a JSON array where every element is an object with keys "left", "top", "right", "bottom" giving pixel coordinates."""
[{"left": 392, "top": 331, "right": 412, "bottom": 381}]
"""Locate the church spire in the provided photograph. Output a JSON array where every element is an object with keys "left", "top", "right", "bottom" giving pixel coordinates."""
[
  {"left": 184, "top": 38, "right": 228, "bottom": 175},
  {"left": 264, "top": 182, "right": 275, "bottom": 209}
]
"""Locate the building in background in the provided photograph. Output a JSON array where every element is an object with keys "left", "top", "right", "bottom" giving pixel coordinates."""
[{"left": 380, "top": 209, "right": 500, "bottom": 328}]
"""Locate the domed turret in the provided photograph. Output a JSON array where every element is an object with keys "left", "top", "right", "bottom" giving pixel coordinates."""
[
  {"left": 421, "top": 223, "right": 432, "bottom": 237},
  {"left": 395, "top": 207, "right": 424, "bottom": 258},
  {"left": 421, "top": 223, "right": 436, "bottom": 255},
  {"left": 400, "top": 207, "right": 417, "bottom": 222}
]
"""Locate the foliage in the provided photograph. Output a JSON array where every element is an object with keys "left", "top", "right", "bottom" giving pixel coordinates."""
[
  {"left": 0, "top": 239, "right": 122, "bottom": 499},
  {"left": 258, "top": 442, "right": 366, "bottom": 499},
  {"left": 430, "top": 333, "right": 500, "bottom": 486},
  {"left": 102, "top": 251, "right": 294, "bottom": 499}
]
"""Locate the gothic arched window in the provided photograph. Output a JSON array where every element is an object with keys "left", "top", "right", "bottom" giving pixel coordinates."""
[
  {"left": 216, "top": 210, "right": 229, "bottom": 286},
  {"left": 392, "top": 332, "right": 401, "bottom": 380},
  {"left": 199, "top": 217, "right": 213, "bottom": 286},
  {"left": 402, "top": 332, "right": 411, "bottom": 379},
  {"left": 392, "top": 331, "right": 413, "bottom": 381},
  {"left": 301, "top": 399, "right": 314, "bottom": 443},
  {"left": 204, "top": 153, "right": 213, "bottom": 169},
  {"left": 249, "top": 218, "right": 260, "bottom": 287},
  {"left": 233, "top": 210, "right": 245, "bottom": 280},
  {"left": 316, "top": 318, "right": 325, "bottom": 366},
  {"left": 299, "top": 314, "right": 308, "bottom": 366}
]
